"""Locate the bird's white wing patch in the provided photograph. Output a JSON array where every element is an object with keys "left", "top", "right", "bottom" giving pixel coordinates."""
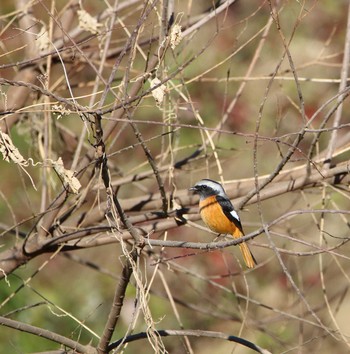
[{"left": 229, "top": 210, "right": 240, "bottom": 222}]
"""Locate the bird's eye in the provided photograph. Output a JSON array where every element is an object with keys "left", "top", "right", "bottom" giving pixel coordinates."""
[{"left": 202, "top": 185, "right": 207, "bottom": 189}]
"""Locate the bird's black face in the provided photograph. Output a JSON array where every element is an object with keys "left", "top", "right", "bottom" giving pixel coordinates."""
[
  {"left": 189, "top": 183, "right": 210, "bottom": 194},
  {"left": 189, "top": 179, "right": 224, "bottom": 200}
]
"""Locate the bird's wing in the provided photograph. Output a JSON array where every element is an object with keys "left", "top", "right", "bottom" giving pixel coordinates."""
[{"left": 216, "top": 195, "right": 244, "bottom": 234}]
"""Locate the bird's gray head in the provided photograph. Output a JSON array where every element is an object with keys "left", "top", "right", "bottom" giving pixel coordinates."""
[{"left": 189, "top": 179, "right": 226, "bottom": 200}]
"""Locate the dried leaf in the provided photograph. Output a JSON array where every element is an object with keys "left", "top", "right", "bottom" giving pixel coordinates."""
[
  {"left": 78, "top": 9, "right": 102, "bottom": 34},
  {"left": 0, "top": 130, "right": 37, "bottom": 190},
  {"left": 0, "top": 130, "right": 29, "bottom": 166},
  {"left": 170, "top": 24, "right": 182, "bottom": 49},
  {"left": 53, "top": 157, "right": 81, "bottom": 194},
  {"left": 150, "top": 78, "right": 166, "bottom": 105},
  {"left": 52, "top": 104, "right": 72, "bottom": 119}
]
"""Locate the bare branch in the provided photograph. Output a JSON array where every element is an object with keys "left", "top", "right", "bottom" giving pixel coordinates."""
[
  {"left": 109, "top": 329, "right": 271, "bottom": 354},
  {"left": 0, "top": 316, "right": 96, "bottom": 354}
]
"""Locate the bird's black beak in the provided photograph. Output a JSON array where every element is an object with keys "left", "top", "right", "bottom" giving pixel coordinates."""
[{"left": 189, "top": 186, "right": 197, "bottom": 193}]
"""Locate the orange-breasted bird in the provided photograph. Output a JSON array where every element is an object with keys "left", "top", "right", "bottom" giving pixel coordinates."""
[{"left": 189, "top": 179, "right": 256, "bottom": 268}]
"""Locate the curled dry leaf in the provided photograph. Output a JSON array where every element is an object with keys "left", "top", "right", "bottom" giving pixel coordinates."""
[
  {"left": 52, "top": 104, "right": 72, "bottom": 119},
  {"left": 77, "top": 9, "right": 102, "bottom": 34},
  {"left": 170, "top": 24, "right": 182, "bottom": 49},
  {"left": 0, "top": 130, "right": 37, "bottom": 189},
  {"left": 0, "top": 130, "right": 28, "bottom": 166},
  {"left": 150, "top": 78, "right": 166, "bottom": 105},
  {"left": 53, "top": 157, "right": 81, "bottom": 194}
]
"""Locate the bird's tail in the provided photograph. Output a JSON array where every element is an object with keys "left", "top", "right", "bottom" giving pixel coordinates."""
[{"left": 239, "top": 242, "right": 257, "bottom": 269}]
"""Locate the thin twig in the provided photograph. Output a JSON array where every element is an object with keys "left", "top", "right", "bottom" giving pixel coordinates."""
[
  {"left": 108, "top": 328, "right": 270, "bottom": 354},
  {"left": 0, "top": 316, "right": 95, "bottom": 354},
  {"left": 97, "top": 248, "right": 138, "bottom": 354},
  {"left": 323, "top": 2, "right": 350, "bottom": 167}
]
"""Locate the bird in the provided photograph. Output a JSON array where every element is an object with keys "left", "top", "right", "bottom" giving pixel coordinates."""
[{"left": 189, "top": 179, "right": 256, "bottom": 268}]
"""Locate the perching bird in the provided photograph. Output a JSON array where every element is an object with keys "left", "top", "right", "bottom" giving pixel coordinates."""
[{"left": 189, "top": 179, "right": 256, "bottom": 268}]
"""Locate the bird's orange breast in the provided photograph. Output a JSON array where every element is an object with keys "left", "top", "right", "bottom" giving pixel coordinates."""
[{"left": 199, "top": 195, "right": 241, "bottom": 236}]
